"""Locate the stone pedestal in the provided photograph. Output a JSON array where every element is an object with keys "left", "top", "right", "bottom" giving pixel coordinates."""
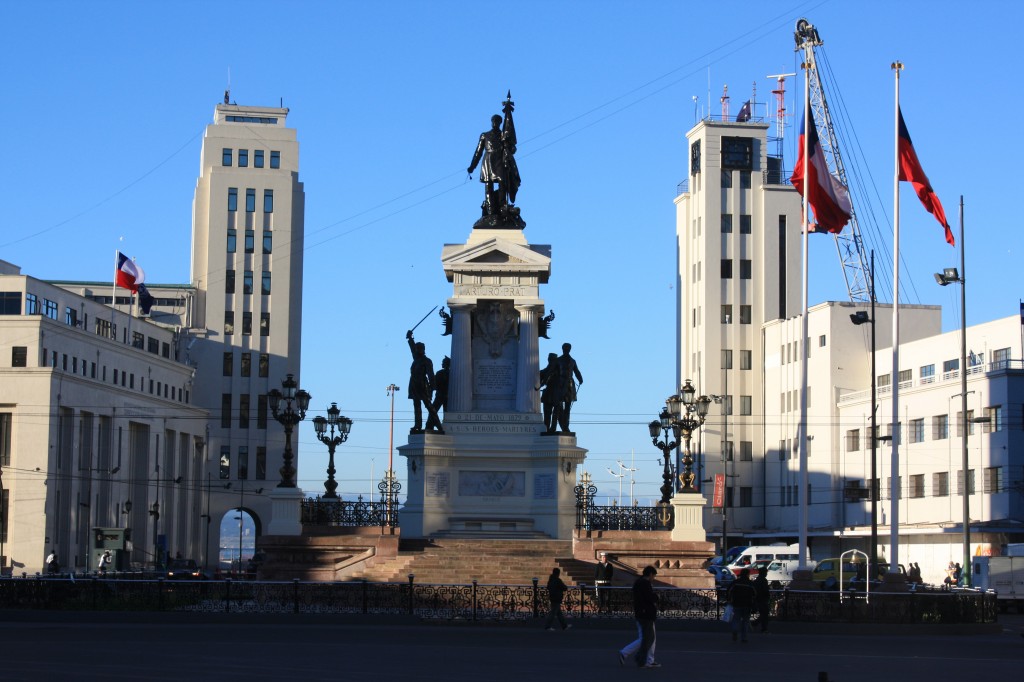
[
  {"left": 266, "top": 487, "right": 305, "bottom": 536},
  {"left": 670, "top": 493, "right": 709, "bottom": 542},
  {"left": 400, "top": 228, "right": 587, "bottom": 539}
]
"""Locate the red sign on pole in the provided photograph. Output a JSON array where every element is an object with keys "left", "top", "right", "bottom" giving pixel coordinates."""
[{"left": 712, "top": 473, "right": 725, "bottom": 509}]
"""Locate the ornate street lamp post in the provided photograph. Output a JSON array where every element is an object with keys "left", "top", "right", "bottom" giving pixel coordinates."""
[
  {"left": 268, "top": 374, "right": 311, "bottom": 488},
  {"left": 313, "top": 402, "right": 353, "bottom": 499},
  {"left": 649, "top": 380, "right": 712, "bottom": 504}
]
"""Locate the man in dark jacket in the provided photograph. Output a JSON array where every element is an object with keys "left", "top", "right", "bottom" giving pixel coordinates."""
[
  {"left": 727, "top": 568, "right": 756, "bottom": 642},
  {"left": 544, "top": 567, "right": 570, "bottom": 630},
  {"left": 632, "top": 566, "right": 660, "bottom": 668},
  {"left": 752, "top": 571, "right": 771, "bottom": 633}
]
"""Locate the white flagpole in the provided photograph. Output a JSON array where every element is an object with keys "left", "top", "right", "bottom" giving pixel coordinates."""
[
  {"left": 890, "top": 61, "right": 904, "bottom": 572},
  {"left": 798, "top": 63, "right": 810, "bottom": 569}
]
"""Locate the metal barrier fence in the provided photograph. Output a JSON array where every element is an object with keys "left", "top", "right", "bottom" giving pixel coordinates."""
[{"left": 0, "top": 577, "right": 997, "bottom": 624}]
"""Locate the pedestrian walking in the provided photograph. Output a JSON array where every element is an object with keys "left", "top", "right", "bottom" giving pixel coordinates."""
[
  {"left": 753, "top": 570, "right": 771, "bottom": 633},
  {"left": 628, "top": 565, "right": 660, "bottom": 668},
  {"left": 618, "top": 621, "right": 656, "bottom": 667},
  {"left": 727, "top": 568, "right": 756, "bottom": 643},
  {"left": 544, "top": 567, "right": 571, "bottom": 631},
  {"left": 594, "top": 552, "right": 614, "bottom": 612}
]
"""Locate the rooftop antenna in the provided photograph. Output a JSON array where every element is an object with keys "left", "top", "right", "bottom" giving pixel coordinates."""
[
  {"left": 720, "top": 84, "right": 730, "bottom": 121},
  {"left": 767, "top": 73, "right": 796, "bottom": 159}
]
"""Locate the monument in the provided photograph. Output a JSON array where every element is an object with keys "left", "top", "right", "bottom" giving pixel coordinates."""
[{"left": 399, "top": 93, "right": 587, "bottom": 539}]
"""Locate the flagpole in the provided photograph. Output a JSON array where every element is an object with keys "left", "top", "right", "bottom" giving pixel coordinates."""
[
  {"left": 889, "top": 60, "right": 904, "bottom": 573},
  {"left": 111, "top": 250, "right": 118, "bottom": 340},
  {"left": 797, "top": 60, "right": 811, "bottom": 570}
]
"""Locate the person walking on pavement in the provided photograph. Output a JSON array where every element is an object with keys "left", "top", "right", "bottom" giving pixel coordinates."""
[
  {"left": 629, "top": 565, "right": 660, "bottom": 668},
  {"left": 594, "top": 552, "right": 614, "bottom": 613},
  {"left": 544, "top": 567, "right": 571, "bottom": 631},
  {"left": 727, "top": 568, "right": 756, "bottom": 643},
  {"left": 753, "top": 570, "right": 771, "bottom": 633}
]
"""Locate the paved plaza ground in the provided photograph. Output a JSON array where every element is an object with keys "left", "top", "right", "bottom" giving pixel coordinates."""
[{"left": 1, "top": 612, "right": 1022, "bottom": 681}]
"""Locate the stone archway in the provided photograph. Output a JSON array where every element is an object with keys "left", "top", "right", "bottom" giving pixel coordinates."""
[{"left": 218, "top": 506, "right": 262, "bottom": 577}]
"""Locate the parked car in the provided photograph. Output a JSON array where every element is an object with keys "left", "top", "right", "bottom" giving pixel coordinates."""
[
  {"left": 812, "top": 557, "right": 904, "bottom": 589},
  {"left": 165, "top": 559, "right": 207, "bottom": 580}
]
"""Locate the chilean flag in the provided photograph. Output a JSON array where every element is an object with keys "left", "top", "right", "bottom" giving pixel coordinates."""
[
  {"left": 115, "top": 251, "right": 145, "bottom": 292},
  {"left": 790, "top": 108, "right": 852, "bottom": 233},
  {"left": 898, "top": 107, "right": 954, "bottom": 246}
]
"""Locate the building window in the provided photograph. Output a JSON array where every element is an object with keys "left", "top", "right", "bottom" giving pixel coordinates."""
[
  {"left": 64, "top": 306, "right": 77, "bottom": 326},
  {"left": 721, "top": 305, "right": 732, "bottom": 323},
  {"left": 932, "top": 414, "right": 948, "bottom": 440},
  {"left": 11, "top": 346, "right": 27, "bottom": 367},
  {"left": 739, "top": 214, "right": 751, "bottom": 233},
  {"left": 943, "top": 358, "right": 959, "bottom": 374},
  {"left": 219, "top": 446, "right": 231, "bottom": 479},
  {"left": 878, "top": 373, "right": 891, "bottom": 388},
  {"left": 270, "top": 151, "right": 280, "bottom": 169},
  {"left": 241, "top": 353, "right": 251, "bottom": 377},
  {"left": 221, "top": 394, "right": 232, "bottom": 428},
  {"left": 898, "top": 369, "right": 912, "bottom": 384},
  {"left": 260, "top": 313, "right": 270, "bottom": 336},
  {"left": 264, "top": 189, "right": 274, "bottom": 213},
  {"left": 225, "top": 269, "right": 235, "bottom": 294},
  {"left": 740, "top": 260, "right": 751, "bottom": 279},
  {"left": 983, "top": 405, "right": 1002, "bottom": 433},
  {"left": 254, "top": 150, "right": 264, "bottom": 168},
  {"left": 242, "top": 312, "right": 252, "bottom": 335},
  {"left": 740, "top": 350, "right": 752, "bottom": 370},
  {"left": 992, "top": 347, "right": 1011, "bottom": 369},
  {"left": 223, "top": 352, "right": 233, "bottom": 376},
  {"left": 222, "top": 148, "right": 232, "bottom": 166},
  {"left": 956, "top": 410, "right": 976, "bottom": 437},
  {"left": 257, "top": 394, "right": 268, "bottom": 429},
  {"left": 224, "top": 311, "right": 234, "bottom": 335},
  {"left": 957, "top": 469, "right": 975, "bottom": 495},
  {"left": 722, "top": 137, "right": 753, "bottom": 169},
  {"left": 43, "top": 299, "right": 58, "bottom": 319},
  {"left": 238, "top": 446, "right": 249, "bottom": 480},
  {"left": 909, "top": 474, "right": 924, "bottom": 498},
  {"left": 721, "top": 259, "right": 733, "bottom": 279},
  {"left": 846, "top": 429, "right": 860, "bottom": 452},
  {"left": 909, "top": 418, "right": 924, "bottom": 444},
  {"left": 723, "top": 440, "right": 734, "bottom": 461},
  {"left": 25, "top": 292, "right": 38, "bottom": 315},
  {"left": 239, "top": 394, "right": 250, "bottom": 429},
  {"left": 0, "top": 413, "right": 11, "bottom": 466},
  {"left": 721, "top": 214, "right": 733, "bottom": 233},
  {"left": 238, "top": 149, "right": 248, "bottom": 167},
  {"left": 243, "top": 270, "right": 253, "bottom": 295},
  {"left": 933, "top": 471, "right": 949, "bottom": 497},
  {"left": 984, "top": 467, "right": 1002, "bottom": 493},
  {"left": 256, "top": 446, "right": 267, "bottom": 479},
  {"left": 721, "top": 349, "right": 733, "bottom": 369},
  {"left": 739, "top": 487, "right": 753, "bottom": 507},
  {"left": 245, "top": 230, "right": 255, "bottom": 253},
  {"left": 261, "top": 272, "right": 271, "bottom": 295},
  {"left": 227, "top": 228, "right": 236, "bottom": 253},
  {"left": 263, "top": 231, "right": 272, "bottom": 254},
  {"left": 259, "top": 353, "right": 269, "bottom": 378},
  {"left": 740, "top": 171, "right": 752, "bottom": 189},
  {"left": 740, "top": 441, "right": 752, "bottom": 461},
  {"left": 246, "top": 188, "right": 256, "bottom": 212},
  {"left": 920, "top": 364, "right": 935, "bottom": 382},
  {"left": 740, "top": 395, "right": 752, "bottom": 415},
  {"left": 885, "top": 476, "right": 901, "bottom": 500},
  {"left": 722, "top": 395, "right": 733, "bottom": 416},
  {"left": 740, "top": 305, "right": 751, "bottom": 324},
  {"left": 132, "top": 332, "right": 144, "bottom": 349},
  {"left": 721, "top": 169, "right": 732, "bottom": 188},
  {"left": 819, "top": 335, "right": 826, "bottom": 347}
]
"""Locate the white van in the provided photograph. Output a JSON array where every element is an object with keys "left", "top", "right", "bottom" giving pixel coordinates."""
[{"left": 724, "top": 543, "right": 809, "bottom": 578}]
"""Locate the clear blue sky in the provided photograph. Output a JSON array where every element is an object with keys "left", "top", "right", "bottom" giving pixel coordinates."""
[{"left": 3, "top": 0, "right": 1018, "bottom": 504}]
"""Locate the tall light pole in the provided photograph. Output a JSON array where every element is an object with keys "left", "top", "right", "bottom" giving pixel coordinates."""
[
  {"left": 935, "top": 196, "right": 970, "bottom": 586},
  {"left": 386, "top": 384, "right": 399, "bottom": 476},
  {"left": 649, "top": 380, "right": 713, "bottom": 504},
  {"left": 268, "top": 374, "right": 311, "bottom": 488},
  {"left": 313, "top": 402, "right": 353, "bottom": 499},
  {"left": 850, "top": 250, "right": 878, "bottom": 573}
]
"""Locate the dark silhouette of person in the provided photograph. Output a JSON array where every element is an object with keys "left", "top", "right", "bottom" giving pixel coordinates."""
[
  {"left": 753, "top": 571, "right": 771, "bottom": 632},
  {"left": 539, "top": 352, "right": 562, "bottom": 433},
  {"left": 544, "top": 567, "right": 570, "bottom": 630},
  {"left": 429, "top": 356, "right": 450, "bottom": 430},
  {"left": 406, "top": 330, "right": 440, "bottom": 433},
  {"left": 556, "top": 343, "right": 583, "bottom": 432},
  {"left": 632, "top": 565, "right": 660, "bottom": 667}
]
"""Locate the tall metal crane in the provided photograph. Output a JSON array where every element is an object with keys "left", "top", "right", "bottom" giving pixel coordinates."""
[{"left": 794, "top": 18, "right": 871, "bottom": 303}]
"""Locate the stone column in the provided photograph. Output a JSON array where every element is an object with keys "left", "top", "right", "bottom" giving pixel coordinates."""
[
  {"left": 515, "top": 304, "right": 540, "bottom": 413},
  {"left": 448, "top": 303, "right": 474, "bottom": 412}
]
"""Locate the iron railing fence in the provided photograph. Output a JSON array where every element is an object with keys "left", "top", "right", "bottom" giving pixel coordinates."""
[{"left": 0, "top": 577, "right": 997, "bottom": 624}]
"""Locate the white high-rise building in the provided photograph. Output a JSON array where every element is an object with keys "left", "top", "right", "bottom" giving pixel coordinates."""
[{"left": 675, "top": 113, "right": 1023, "bottom": 579}]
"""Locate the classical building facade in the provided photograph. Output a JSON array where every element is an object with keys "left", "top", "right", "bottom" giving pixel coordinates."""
[{"left": 0, "top": 103, "right": 305, "bottom": 575}]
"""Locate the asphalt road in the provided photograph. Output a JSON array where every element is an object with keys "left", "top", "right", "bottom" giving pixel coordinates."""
[{"left": 1, "top": 612, "right": 1022, "bottom": 681}]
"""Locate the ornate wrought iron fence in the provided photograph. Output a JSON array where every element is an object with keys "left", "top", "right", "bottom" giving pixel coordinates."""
[
  {"left": 0, "top": 577, "right": 997, "bottom": 625},
  {"left": 301, "top": 481, "right": 401, "bottom": 531},
  {"left": 574, "top": 479, "right": 672, "bottom": 531}
]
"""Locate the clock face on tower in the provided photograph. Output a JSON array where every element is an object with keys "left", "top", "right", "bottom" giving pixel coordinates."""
[
  {"left": 691, "top": 140, "right": 701, "bottom": 174},
  {"left": 721, "top": 136, "right": 753, "bottom": 170}
]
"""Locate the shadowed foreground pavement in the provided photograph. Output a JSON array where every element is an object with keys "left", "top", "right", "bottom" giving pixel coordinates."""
[{"left": 1, "top": 612, "right": 1022, "bottom": 681}]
